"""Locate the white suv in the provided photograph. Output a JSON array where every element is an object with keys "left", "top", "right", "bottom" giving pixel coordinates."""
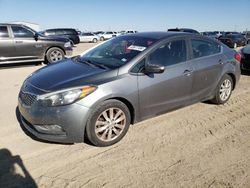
[{"left": 98, "top": 31, "right": 117, "bottom": 41}]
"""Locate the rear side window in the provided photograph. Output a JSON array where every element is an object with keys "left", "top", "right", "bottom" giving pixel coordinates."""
[
  {"left": 55, "top": 30, "right": 66, "bottom": 35},
  {"left": 12, "top": 26, "right": 34, "bottom": 38},
  {"left": 64, "top": 29, "right": 77, "bottom": 35},
  {"left": 149, "top": 40, "right": 187, "bottom": 67},
  {"left": 0, "top": 26, "right": 9, "bottom": 38},
  {"left": 191, "top": 39, "right": 221, "bottom": 59}
]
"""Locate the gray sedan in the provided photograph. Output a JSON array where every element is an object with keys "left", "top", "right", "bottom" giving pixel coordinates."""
[{"left": 18, "top": 32, "right": 241, "bottom": 147}]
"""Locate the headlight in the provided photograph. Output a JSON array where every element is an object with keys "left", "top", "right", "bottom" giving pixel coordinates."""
[
  {"left": 38, "top": 86, "right": 97, "bottom": 107},
  {"left": 64, "top": 41, "right": 71, "bottom": 48}
]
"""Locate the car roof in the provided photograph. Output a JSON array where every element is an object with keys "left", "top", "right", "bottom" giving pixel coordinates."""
[
  {"left": 126, "top": 31, "right": 193, "bottom": 40},
  {"left": 0, "top": 23, "right": 25, "bottom": 26},
  {"left": 45, "top": 28, "right": 76, "bottom": 31}
]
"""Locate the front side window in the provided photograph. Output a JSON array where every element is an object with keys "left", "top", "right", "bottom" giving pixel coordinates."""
[
  {"left": 191, "top": 39, "right": 221, "bottom": 59},
  {"left": 0, "top": 26, "right": 9, "bottom": 38},
  {"left": 148, "top": 40, "right": 187, "bottom": 67},
  {"left": 12, "top": 26, "right": 34, "bottom": 38},
  {"left": 80, "top": 36, "right": 158, "bottom": 69}
]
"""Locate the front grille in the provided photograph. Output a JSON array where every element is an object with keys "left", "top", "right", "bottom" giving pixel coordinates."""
[{"left": 19, "top": 91, "right": 37, "bottom": 106}]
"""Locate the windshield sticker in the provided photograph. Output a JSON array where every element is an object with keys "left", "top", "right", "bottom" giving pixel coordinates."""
[{"left": 127, "top": 45, "right": 146, "bottom": 52}]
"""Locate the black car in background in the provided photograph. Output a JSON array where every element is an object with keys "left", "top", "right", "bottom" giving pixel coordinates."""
[
  {"left": 218, "top": 34, "right": 246, "bottom": 48},
  {"left": 168, "top": 28, "right": 199, "bottom": 34},
  {"left": 202, "top": 32, "right": 218, "bottom": 39},
  {"left": 0, "top": 23, "right": 73, "bottom": 64},
  {"left": 40, "top": 28, "right": 80, "bottom": 45},
  {"left": 244, "top": 32, "right": 250, "bottom": 44},
  {"left": 241, "top": 45, "right": 250, "bottom": 71}
]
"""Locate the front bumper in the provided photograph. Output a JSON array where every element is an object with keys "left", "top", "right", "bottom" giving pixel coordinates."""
[{"left": 18, "top": 97, "right": 91, "bottom": 143}]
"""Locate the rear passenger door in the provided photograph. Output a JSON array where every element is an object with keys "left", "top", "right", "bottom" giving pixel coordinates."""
[
  {"left": 138, "top": 38, "right": 193, "bottom": 119},
  {"left": 0, "top": 25, "right": 15, "bottom": 63},
  {"left": 11, "top": 25, "right": 44, "bottom": 61},
  {"left": 189, "top": 38, "right": 223, "bottom": 101}
]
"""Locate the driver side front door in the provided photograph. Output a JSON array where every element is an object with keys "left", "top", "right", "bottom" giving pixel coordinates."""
[{"left": 138, "top": 39, "right": 193, "bottom": 120}]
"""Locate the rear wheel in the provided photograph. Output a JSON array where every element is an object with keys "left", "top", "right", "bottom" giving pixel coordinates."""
[
  {"left": 86, "top": 100, "right": 131, "bottom": 147},
  {"left": 46, "top": 47, "right": 64, "bottom": 64},
  {"left": 92, "top": 38, "right": 97, "bottom": 43},
  {"left": 211, "top": 75, "right": 233, "bottom": 104},
  {"left": 100, "top": 37, "right": 104, "bottom": 41}
]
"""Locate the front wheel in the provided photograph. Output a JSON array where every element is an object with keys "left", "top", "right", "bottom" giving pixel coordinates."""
[
  {"left": 46, "top": 47, "right": 65, "bottom": 64},
  {"left": 92, "top": 38, "right": 97, "bottom": 43},
  {"left": 211, "top": 75, "right": 233, "bottom": 104},
  {"left": 86, "top": 100, "right": 131, "bottom": 147}
]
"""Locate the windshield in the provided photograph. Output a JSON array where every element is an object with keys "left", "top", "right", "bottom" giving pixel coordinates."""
[
  {"left": 81, "top": 35, "right": 158, "bottom": 69},
  {"left": 231, "top": 35, "right": 243, "bottom": 39}
]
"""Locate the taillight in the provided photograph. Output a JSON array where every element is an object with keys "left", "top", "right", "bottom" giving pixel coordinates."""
[{"left": 234, "top": 52, "right": 241, "bottom": 62}]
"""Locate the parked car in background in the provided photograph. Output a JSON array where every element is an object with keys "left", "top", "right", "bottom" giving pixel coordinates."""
[
  {"left": 79, "top": 32, "right": 100, "bottom": 43},
  {"left": 94, "top": 31, "right": 104, "bottom": 35},
  {"left": 225, "top": 31, "right": 240, "bottom": 35},
  {"left": 244, "top": 32, "right": 250, "bottom": 44},
  {"left": 40, "top": 28, "right": 80, "bottom": 45},
  {"left": 168, "top": 28, "right": 199, "bottom": 34},
  {"left": 120, "top": 30, "right": 138, "bottom": 35},
  {"left": 18, "top": 32, "right": 241, "bottom": 147},
  {"left": 214, "top": 31, "right": 223, "bottom": 38},
  {"left": 0, "top": 23, "right": 72, "bottom": 64},
  {"left": 202, "top": 32, "right": 218, "bottom": 39},
  {"left": 98, "top": 31, "right": 117, "bottom": 41},
  {"left": 241, "top": 44, "right": 250, "bottom": 71},
  {"left": 218, "top": 34, "right": 246, "bottom": 48}
]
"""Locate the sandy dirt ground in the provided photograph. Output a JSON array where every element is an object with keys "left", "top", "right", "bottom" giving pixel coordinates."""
[{"left": 0, "top": 43, "right": 250, "bottom": 188}]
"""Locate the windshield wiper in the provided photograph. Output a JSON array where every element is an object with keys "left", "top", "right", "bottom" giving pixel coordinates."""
[{"left": 74, "top": 56, "right": 108, "bottom": 70}]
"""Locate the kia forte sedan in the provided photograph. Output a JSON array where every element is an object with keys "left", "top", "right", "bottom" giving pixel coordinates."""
[{"left": 18, "top": 32, "right": 241, "bottom": 147}]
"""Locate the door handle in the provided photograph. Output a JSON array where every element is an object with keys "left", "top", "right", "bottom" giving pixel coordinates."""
[
  {"left": 15, "top": 41, "right": 23, "bottom": 44},
  {"left": 183, "top": 69, "right": 193, "bottom": 76}
]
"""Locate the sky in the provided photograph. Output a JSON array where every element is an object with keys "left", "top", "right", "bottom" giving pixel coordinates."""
[{"left": 0, "top": 0, "right": 250, "bottom": 32}]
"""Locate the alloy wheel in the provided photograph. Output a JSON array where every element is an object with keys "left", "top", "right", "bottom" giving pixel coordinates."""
[
  {"left": 219, "top": 79, "right": 232, "bottom": 101},
  {"left": 50, "top": 50, "right": 63, "bottom": 62},
  {"left": 95, "top": 108, "right": 126, "bottom": 142}
]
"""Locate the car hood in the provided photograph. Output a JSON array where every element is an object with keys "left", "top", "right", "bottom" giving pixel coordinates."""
[
  {"left": 27, "top": 58, "right": 116, "bottom": 92},
  {"left": 39, "top": 35, "right": 70, "bottom": 42}
]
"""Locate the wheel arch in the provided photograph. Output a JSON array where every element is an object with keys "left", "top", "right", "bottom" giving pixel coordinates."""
[
  {"left": 45, "top": 46, "right": 66, "bottom": 56},
  {"left": 104, "top": 97, "right": 136, "bottom": 125},
  {"left": 226, "top": 72, "right": 236, "bottom": 90}
]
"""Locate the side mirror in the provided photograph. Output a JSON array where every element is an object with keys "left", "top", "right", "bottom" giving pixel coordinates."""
[
  {"left": 34, "top": 33, "right": 39, "bottom": 41},
  {"left": 144, "top": 64, "right": 165, "bottom": 74}
]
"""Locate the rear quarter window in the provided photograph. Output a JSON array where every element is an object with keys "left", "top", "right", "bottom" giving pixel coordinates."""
[
  {"left": 0, "top": 26, "right": 9, "bottom": 38},
  {"left": 191, "top": 39, "right": 221, "bottom": 59}
]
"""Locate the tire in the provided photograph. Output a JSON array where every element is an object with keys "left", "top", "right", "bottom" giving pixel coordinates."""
[
  {"left": 46, "top": 47, "right": 65, "bottom": 64},
  {"left": 211, "top": 75, "right": 233, "bottom": 105},
  {"left": 248, "top": 40, "right": 250, "bottom": 44},
  {"left": 100, "top": 37, "right": 104, "bottom": 41},
  {"left": 86, "top": 99, "right": 131, "bottom": 147},
  {"left": 92, "top": 38, "right": 97, "bottom": 43}
]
